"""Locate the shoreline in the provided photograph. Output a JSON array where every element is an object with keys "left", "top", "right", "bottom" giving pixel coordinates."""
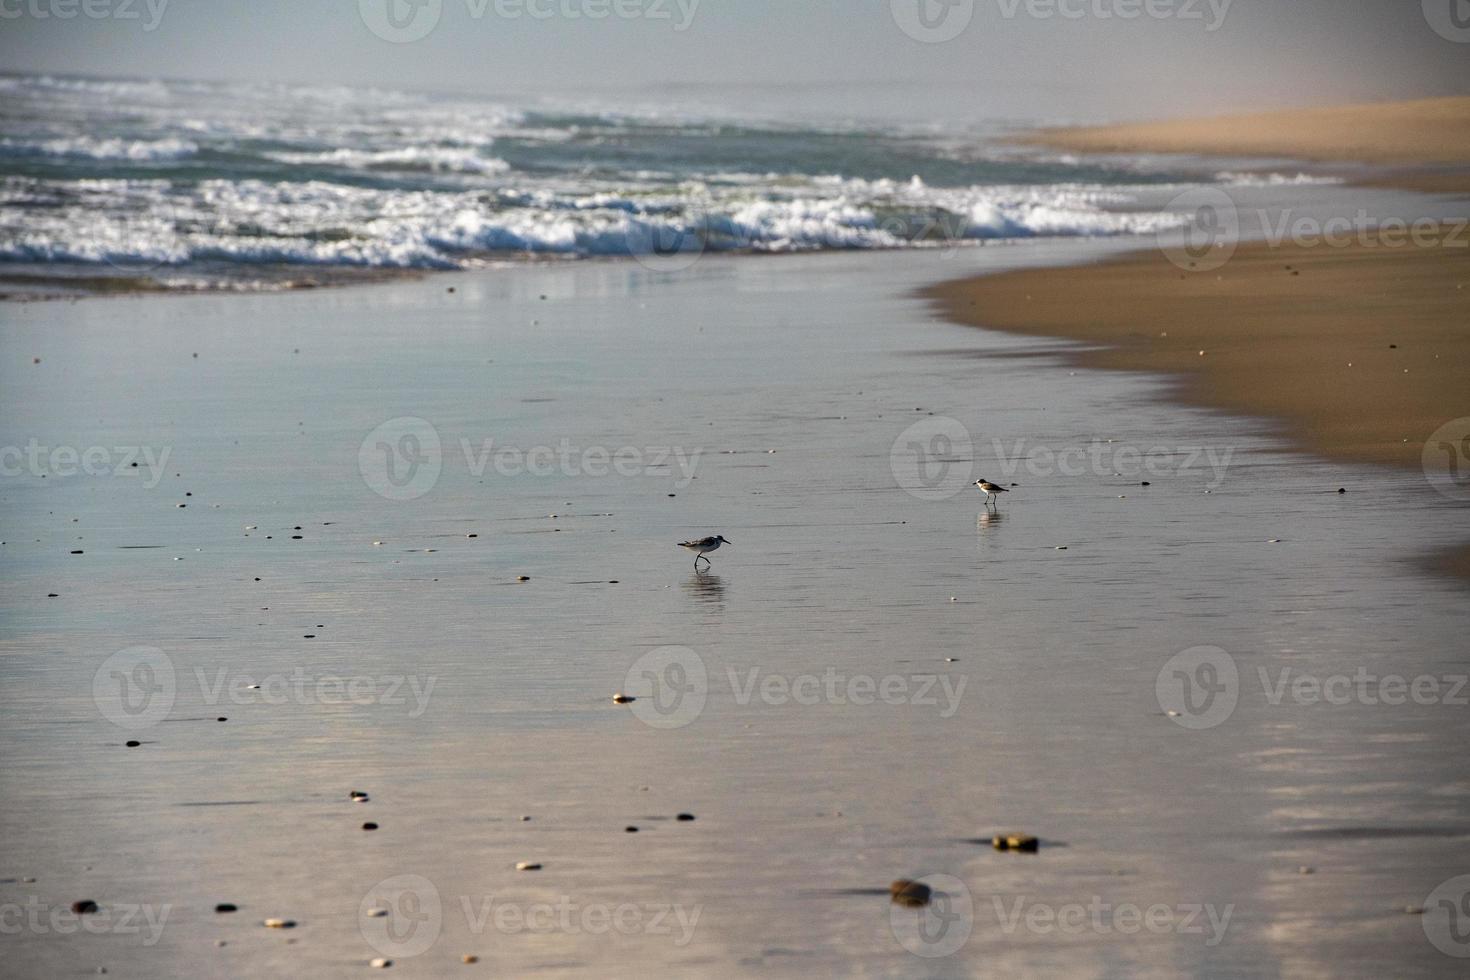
[{"left": 924, "top": 232, "right": 1470, "bottom": 580}]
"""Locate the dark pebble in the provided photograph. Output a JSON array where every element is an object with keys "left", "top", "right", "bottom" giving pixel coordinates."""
[
  {"left": 625, "top": 826, "right": 639, "bottom": 833},
  {"left": 676, "top": 813, "right": 695, "bottom": 822},
  {"left": 362, "top": 822, "right": 379, "bottom": 831},
  {"left": 71, "top": 900, "right": 99, "bottom": 915},
  {"left": 889, "top": 881, "right": 931, "bottom": 907},
  {"left": 1141, "top": 481, "right": 1151, "bottom": 487},
  {"left": 125, "top": 740, "right": 141, "bottom": 747},
  {"left": 217, "top": 717, "right": 227, "bottom": 722},
  {"left": 1338, "top": 488, "right": 1347, "bottom": 494},
  {"left": 215, "top": 904, "right": 238, "bottom": 914}
]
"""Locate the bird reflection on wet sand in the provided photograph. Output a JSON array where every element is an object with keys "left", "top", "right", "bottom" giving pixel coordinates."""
[
  {"left": 684, "top": 573, "right": 727, "bottom": 606},
  {"left": 977, "top": 509, "right": 1006, "bottom": 530}
]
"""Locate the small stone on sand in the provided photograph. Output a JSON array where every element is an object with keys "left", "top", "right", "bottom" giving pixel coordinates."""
[
  {"left": 463, "top": 955, "right": 479, "bottom": 964},
  {"left": 263, "top": 918, "right": 296, "bottom": 929},
  {"left": 992, "top": 833, "right": 1040, "bottom": 853},
  {"left": 125, "top": 740, "right": 141, "bottom": 747},
  {"left": 362, "top": 822, "right": 379, "bottom": 831},
  {"left": 370, "top": 958, "right": 392, "bottom": 968},
  {"left": 215, "top": 904, "right": 238, "bottom": 913},
  {"left": 515, "top": 862, "right": 542, "bottom": 872},
  {"left": 612, "top": 694, "right": 636, "bottom": 705},
  {"left": 366, "top": 908, "right": 388, "bottom": 918},
  {"left": 71, "top": 900, "right": 99, "bottom": 914},
  {"left": 676, "top": 813, "right": 695, "bottom": 822},
  {"left": 889, "top": 880, "right": 931, "bottom": 907}
]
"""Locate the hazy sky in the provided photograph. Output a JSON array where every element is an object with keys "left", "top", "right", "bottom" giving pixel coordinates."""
[{"left": 2, "top": 0, "right": 1466, "bottom": 121}]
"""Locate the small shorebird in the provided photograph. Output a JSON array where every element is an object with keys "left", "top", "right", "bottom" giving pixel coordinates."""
[
  {"left": 678, "top": 535, "right": 730, "bottom": 571},
  {"left": 975, "top": 479, "right": 1010, "bottom": 506}
]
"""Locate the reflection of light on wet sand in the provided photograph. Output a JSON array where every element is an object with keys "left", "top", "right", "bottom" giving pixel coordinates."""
[
  {"left": 4, "top": 241, "right": 1468, "bottom": 977},
  {"left": 683, "top": 573, "right": 727, "bottom": 606}
]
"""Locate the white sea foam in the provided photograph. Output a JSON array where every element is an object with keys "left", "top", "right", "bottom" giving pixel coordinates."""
[
  {"left": 0, "top": 136, "right": 199, "bottom": 162},
  {"left": 265, "top": 146, "right": 511, "bottom": 175},
  {"left": 0, "top": 74, "right": 1274, "bottom": 289}
]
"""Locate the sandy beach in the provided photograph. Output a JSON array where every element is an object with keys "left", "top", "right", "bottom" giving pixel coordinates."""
[
  {"left": 5, "top": 242, "right": 1470, "bottom": 978},
  {"left": 926, "top": 232, "right": 1470, "bottom": 472},
  {"left": 6, "top": 60, "right": 1470, "bottom": 977},
  {"left": 937, "top": 98, "right": 1470, "bottom": 581},
  {"left": 1025, "top": 97, "right": 1470, "bottom": 184}
]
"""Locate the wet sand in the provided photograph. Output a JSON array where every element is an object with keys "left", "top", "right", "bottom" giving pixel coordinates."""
[{"left": 3, "top": 239, "right": 1470, "bottom": 977}]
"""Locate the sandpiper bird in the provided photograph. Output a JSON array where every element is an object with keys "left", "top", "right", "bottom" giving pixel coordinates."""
[
  {"left": 678, "top": 535, "right": 730, "bottom": 570},
  {"left": 975, "top": 479, "right": 1010, "bottom": 506}
]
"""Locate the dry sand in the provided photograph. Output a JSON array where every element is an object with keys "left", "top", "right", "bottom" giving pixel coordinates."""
[
  {"left": 1024, "top": 96, "right": 1470, "bottom": 171},
  {"left": 926, "top": 235, "right": 1470, "bottom": 471},
  {"left": 959, "top": 98, "right": 1470, "bottom": 577},
  {"left": 925, "top": 234, "right": 1470, "bottom": 576}
]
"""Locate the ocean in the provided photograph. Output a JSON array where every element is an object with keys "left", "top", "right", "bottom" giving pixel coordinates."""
[{"left": 0, "top": 72, "right": 1331, "bottom": 293}]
